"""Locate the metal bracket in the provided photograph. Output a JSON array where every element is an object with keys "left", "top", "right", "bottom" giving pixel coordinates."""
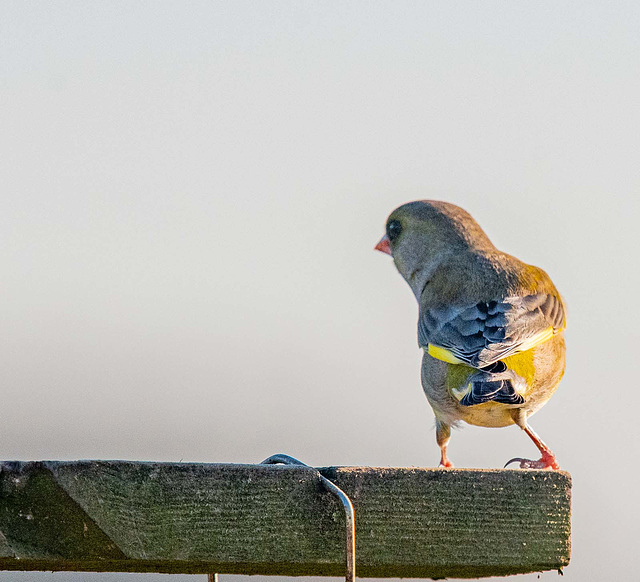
[
  {"left": 208, "top": 454, "right": 356, "bottom": 582},
  {"left": 261, "top": 454, "right": 356, "bottom": 582}
]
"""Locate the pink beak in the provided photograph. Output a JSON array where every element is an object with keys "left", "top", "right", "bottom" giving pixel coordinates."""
[{"left": 374, "top": 234, "right": 392, "bottom": 255}]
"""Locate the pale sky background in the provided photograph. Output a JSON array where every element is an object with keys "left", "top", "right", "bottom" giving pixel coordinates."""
[{"left": 1, "top": 1, "right": 639, "bottom": 581}]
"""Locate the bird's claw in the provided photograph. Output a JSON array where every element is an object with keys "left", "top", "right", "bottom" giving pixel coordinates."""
[
  {"left": 438, "top": 452, "right": 454, "bottom": 468},
  {"left": 504, "top": 452, "right": 560, "bottom": 470}
]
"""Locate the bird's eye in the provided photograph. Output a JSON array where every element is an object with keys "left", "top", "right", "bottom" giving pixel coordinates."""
[{"left": 386, "top": 220, "right": 402, "bottom": 243}]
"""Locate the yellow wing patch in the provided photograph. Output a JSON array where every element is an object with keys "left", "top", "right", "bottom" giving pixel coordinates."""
[
  {"left": 516, "top": 325, "right": 555, "bottom": 353},
  {"left": 427, "top": 344, "right": 466, "bottom": 364}
]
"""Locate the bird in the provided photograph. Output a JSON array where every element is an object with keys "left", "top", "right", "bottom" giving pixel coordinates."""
[{"left": 375, "top": 200, "right": 566, "bottom": 469}]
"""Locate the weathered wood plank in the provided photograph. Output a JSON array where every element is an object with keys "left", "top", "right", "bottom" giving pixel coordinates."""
[{"left": 0, "top": 461, "right": 571, "bottom": 578}]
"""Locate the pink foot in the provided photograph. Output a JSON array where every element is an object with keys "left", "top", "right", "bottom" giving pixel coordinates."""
[
  {"left": 504, "top": 451, "right": 560, "bottom": 470},
  {"left": 439, "top": 456, "right": 454, "bottom": 468}
]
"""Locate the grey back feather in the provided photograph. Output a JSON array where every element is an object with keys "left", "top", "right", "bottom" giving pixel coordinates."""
[{"left": 418, "top": 293, "right": 565, "bottom": 368}]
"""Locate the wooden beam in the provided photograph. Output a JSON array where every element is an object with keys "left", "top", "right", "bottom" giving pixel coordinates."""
[{"left": 0, "top": 461, "right": 571, "bottom": 578}]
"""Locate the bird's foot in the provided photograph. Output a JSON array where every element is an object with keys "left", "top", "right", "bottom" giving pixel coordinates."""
[
  {"left": 439, "top": 455, "right": 454, "bottom": 468},
  {"left": 504, "top": 451, "right": 560, "bottom": 470}
]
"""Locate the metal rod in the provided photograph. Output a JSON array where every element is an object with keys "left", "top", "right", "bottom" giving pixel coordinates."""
[{"left": 261, "top": 454, "right": 356, "bottom": 582}]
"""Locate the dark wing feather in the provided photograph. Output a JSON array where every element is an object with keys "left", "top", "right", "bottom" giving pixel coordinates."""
[{"left": 419, "top": 293, "right": 565, "bottom": 368}]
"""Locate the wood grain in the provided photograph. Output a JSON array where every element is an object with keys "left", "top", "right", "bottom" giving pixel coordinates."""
[{"left": 0, "top": 461, "right": 571, "bottom": 578}]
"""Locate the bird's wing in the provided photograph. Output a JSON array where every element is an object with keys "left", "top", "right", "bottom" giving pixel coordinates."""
[{"left": 418, "top": 293, "right": 565, "bottom": 368}]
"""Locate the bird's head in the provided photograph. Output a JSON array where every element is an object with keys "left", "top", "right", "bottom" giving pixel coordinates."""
[{"left": 375, "top": 200, "right": 493, "bottom": 299}]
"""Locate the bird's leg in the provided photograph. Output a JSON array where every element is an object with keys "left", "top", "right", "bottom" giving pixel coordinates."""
[
  {"left": 436, "top": 420, "right": 453, "bottom": 468},
  {"left": 505, "top": 419, "right": 560, "bottom": 470}
]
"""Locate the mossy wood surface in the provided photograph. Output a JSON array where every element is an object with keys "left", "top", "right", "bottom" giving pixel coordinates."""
[{"left": 0, "top": 461, "right": 570, "bottom": 578}]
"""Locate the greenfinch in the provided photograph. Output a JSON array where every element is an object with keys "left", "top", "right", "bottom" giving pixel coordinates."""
[{"left": 375, "top": 201, "right": 566, "bottom": 469}]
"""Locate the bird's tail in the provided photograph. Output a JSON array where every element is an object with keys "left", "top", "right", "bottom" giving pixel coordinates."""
[{"left": 459, "top": 361, "right": 526, "bottom": 407}]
